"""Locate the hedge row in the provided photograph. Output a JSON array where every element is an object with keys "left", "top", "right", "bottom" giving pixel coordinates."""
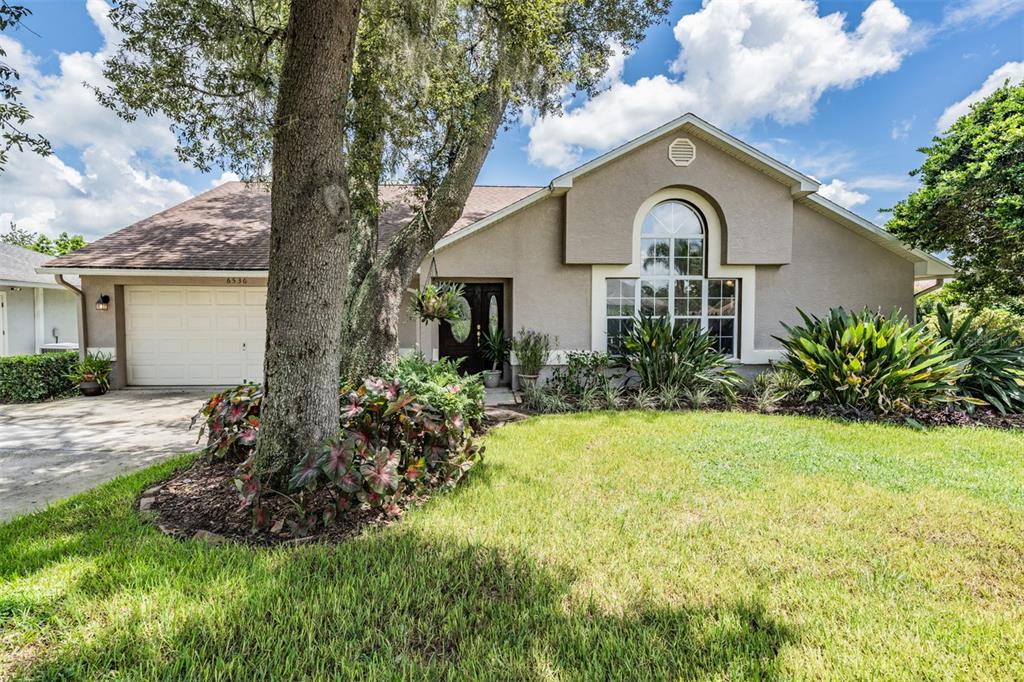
[{"left": 0, "top": 351, "right": 78, "bottom": 403}]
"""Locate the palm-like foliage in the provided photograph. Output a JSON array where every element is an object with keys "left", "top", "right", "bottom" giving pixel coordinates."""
[
  {"left": 620, "top": 314, "right": 742, "bottom": 403},
  {"left": 935, "top": 304, "right": 1024, "bottom": 413},
  {"left": 775, "top": 308, "right": 968, "bottom": 414}
]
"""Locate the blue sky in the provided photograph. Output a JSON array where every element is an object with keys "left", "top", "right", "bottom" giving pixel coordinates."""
[{"left": 1, "top": 0, "right": 1022, "bottom": 240}]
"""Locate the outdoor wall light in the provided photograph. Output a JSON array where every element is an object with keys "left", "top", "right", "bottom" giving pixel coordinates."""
[{"left": 95, "top": 294, "right": 111, "bottom": 311}]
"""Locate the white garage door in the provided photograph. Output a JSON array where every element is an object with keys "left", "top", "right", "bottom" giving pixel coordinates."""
[{"left": 125, "top": 286, "right": 266, "bottom": 386}]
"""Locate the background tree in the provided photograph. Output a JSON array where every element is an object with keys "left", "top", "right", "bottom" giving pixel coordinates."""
[
  {"left": 886, "top": 82, "right": 1023, "bottom": 304},
  {"left": 0, "top": 222, "right": 87, "bottom": 255},
  {"left": 98, "top": 0, "right": 669, "bottom": 475},
  {"left": 0, "top": 4, "right": 51, "bottom": 170}
]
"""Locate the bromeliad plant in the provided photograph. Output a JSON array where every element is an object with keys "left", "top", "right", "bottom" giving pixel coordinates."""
[
  {"left": 191, "top": 383, "right": 262, "bottom": 459},
  {"left": 411, "top": 282, "right": 465, "bottom": 324},
  {"left": 775, "top": 307, "right": 968, "bottom": 414},
  {"left": 935, "top": 303, "right": 1024, "bottom": 413},
  {"left": 620, "top": 314, "right": 742, "bottom": 404},
  {"left": 66, "top": 351, "right": 113, "bottom": 394}
]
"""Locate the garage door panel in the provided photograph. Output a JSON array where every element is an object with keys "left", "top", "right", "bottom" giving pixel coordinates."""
[{"left": 126, "top": 285, "right": 266, "bottom": 386}]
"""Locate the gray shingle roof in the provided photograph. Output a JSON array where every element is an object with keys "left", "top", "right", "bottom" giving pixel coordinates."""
[
  {"left": 0, "top": 242, "right": 78, "bottom": 286},
  {"left": 43, "top": 182, "right": 541, "bottom": 271}
]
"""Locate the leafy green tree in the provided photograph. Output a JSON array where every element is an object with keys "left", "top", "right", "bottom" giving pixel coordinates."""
[
  {"left": 0, "top": 222, "right": 87, "bottom": 255},
  {"left": 97, "top": 0, "right": 669, "bottom": 473},
  {"left": 0, "top": 4, "right": 51, "bottom": 170},
  {"left": 886, "top": 83, "right": 1024, "bottom": 303}
]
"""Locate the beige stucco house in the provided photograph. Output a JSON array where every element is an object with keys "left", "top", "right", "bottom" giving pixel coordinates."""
[{"left": 38, "top": 114, "right": 953, "bottom": 388}]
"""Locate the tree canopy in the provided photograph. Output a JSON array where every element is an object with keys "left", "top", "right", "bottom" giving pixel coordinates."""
[
  {"left": 0, "top": 4, "right": 51, "bottom": 170},
  {"left": 0, "top": 223, "right": 87, "bottom": 256},
  {"left": 886, "top": 82, "right": 1024, "bottom": 303}
]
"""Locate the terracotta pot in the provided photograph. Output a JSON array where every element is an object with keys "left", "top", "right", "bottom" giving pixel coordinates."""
[
  {"left": 482, "top": 369, "right": 502, "bottom": 389},
  {"left": 79, "top": 380, "right": 105, "bottom": 397}
]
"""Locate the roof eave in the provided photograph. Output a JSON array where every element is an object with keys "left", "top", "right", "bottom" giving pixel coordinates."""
[
  {"left": 800, "top": 194, "right": 957, "bottom": 277},
  {"left": 36, "top": 266, "right": 269, "bottom": 277}
]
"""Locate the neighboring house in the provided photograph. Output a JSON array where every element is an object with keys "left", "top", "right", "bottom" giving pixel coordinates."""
[
  {"left": 38, "top": 113, "right": 954, "bottom": 388},
  {"left": 0, "top": 243, "right": 80, "bottom": 356}
]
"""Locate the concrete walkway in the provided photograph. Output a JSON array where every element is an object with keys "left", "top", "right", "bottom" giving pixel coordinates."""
[{"left": 0, "top": 389, "right": 211, "bottom": 522}]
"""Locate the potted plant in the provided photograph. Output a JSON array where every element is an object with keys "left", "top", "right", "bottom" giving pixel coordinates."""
[
  {"left": 67, "top": 352, "right": 113, "bottom": 396},
  {"left": 512, "top": 328, "right": 552, "bottom": 389},
  {"left": 480, "top": 326, "right": 509, "bottom": 389},
  {"left": 411, "top": 282, "right": 465, "bottom": 324}
]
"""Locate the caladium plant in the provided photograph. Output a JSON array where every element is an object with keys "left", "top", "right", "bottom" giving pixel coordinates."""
[{"left": 191, "top": 383, "right": 263, "bottom": 460}]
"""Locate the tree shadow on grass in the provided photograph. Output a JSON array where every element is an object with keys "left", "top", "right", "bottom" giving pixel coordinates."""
[{"left": 2, "top": 463, "right": 796, "bottom": 680}]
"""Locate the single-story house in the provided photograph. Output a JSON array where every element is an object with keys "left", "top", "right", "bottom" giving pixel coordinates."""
[
  {"left": 0, "top": 243, "right": 80, "bottom": 356},
  {"left": 38, "top": 113, "right": 954, "bottom": 388}
]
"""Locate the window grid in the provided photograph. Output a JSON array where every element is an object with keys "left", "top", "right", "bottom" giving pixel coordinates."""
[{"left": 605, "top": 200, "right": 739, "bottom": 358}]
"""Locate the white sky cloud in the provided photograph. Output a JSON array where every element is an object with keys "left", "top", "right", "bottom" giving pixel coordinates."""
[
  {"left": 941, "top": 0, "right": 1024, "bottom": 30},
  {"left": 527, "top": 0, "right": 913, "bottom": 170},
  {"left": 0, "top": 1, "right": 192, "bottom": 241},
  {"left": 890, "top": 117, "right": 913, "bottom": 140},
  {"left": 936, "top": 61, "right": 1024, "bottom": 131},
  {"left": 817, "top": 179, "right": 870, "bottom": 209}
]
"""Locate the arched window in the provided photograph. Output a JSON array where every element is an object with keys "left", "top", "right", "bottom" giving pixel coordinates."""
[{"left": 606, "top": 200, "right": 738, "bottom": 356}]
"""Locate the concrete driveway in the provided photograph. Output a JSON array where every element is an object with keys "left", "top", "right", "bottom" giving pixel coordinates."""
[{"left": 0, "top": 388, "right": 213, "bottom": 522}]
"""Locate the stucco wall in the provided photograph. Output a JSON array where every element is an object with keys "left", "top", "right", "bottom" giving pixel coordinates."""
[
  {"left": 3, "top": 288, "right": 35, "bottom": 355},
  {"left": 754, "top": 203, "right": 916, "bottom": 348},
  {"left": 43, "top": 288, "right": 79, "bottom": 346},
  {"left": 565, "top": 131, "right": 794, "bottom": 265},
  {"left": 429, "top": 195, "right": 591, "bottom": 350}
]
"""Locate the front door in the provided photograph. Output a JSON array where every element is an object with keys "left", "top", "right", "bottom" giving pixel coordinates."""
[{"left": 438, "top": 282, "right": 503, "bottom": 375}]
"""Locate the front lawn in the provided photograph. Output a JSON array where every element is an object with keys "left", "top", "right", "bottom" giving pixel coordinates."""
[{"left": 2, "top": 412, "right": 1023, "bottom": 679}]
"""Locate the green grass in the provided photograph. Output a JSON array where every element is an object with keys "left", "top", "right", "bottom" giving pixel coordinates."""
[{"left": 2, "top": 412, "right": 1024, "bottom": 680}]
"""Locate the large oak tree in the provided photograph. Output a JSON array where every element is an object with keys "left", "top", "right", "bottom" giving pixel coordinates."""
[{"left": 98, "top": 0, "right": 668, "bottom": 475}]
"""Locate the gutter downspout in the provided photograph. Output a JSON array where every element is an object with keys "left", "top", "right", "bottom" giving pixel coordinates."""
[
  {"left": 55, "top": 274, "right": 87, "bottom": 360},
  {"left": 914, "top": 277, "right": 946, "bottom": 299}
]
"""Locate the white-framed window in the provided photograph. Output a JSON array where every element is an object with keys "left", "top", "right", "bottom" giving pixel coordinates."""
[{"left": 606, "top": 200, "right": 739, "bottom": 357}]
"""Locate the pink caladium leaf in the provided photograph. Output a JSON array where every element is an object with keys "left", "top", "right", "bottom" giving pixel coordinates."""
[
  {"left": 361, "top": 447, "right": 400, "bottom": 494},
  {"left": 321, "top": 437, "right": 355, "bottom": 482},
  {"left": 343, "top": 393, "right": 364, "bottom": 419},
  {"left": 289, "top": 450, "right": 323, "bottom": 490},
  {"left": 238, "top": 428, "right": 258, "bottom": 446},
  {"left": 338, "top": 470, "right": 362, "bottom": 494},
  {"left": 227, "top": 403, "right": 247, "bottom": 423}
]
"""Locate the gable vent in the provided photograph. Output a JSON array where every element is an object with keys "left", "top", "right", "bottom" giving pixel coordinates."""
[{"left": 668, "top": 138, "right": 696, "bottom": 167}]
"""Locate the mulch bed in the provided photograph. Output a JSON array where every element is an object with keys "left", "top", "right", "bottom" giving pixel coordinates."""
[
  {"left": 143, "top": 408, "right": 529, "bottom": 547},
  {"left": 143, "top": 457, "right": 406, "bottom": 547},
  {"left": 735, "top": 396, "right": 1024, "bottom": 430}
]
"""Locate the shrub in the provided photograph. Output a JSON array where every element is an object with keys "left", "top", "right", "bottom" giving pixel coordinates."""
[
  {"left": 521, "top": 351, "right": 625, "bottom": 413},
  {"left": 0, "top": 351, "right": 77, "bottom": 403},
  {"left": 935, "top": 304, "right": 1024, "bottom": 413},
  {"left": 620, "top": 314, "right": 742, "bottom": 404},
  {"left": 512, "top": 328, "right": 553, "bottom": 378},
  {"left": 387, "top": 353, "right": 484, "bottom": 423},
  {"left": 191, "top": 383, "right": 263, "bottom": 459},
  {"left": 271, "top": 378, "right": 481, "bottom": 529},
  {"left": 775, "top": 307, "right": 967, "bottom": 413},
  {"left": 66, "top": 352, "right": 113, "bottom": 392}
]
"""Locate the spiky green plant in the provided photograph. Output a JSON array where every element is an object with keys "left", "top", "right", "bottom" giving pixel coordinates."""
[
  {"left": 620, "top": 314, "right": 742, "bottom": 403},
  {"left": 935, "top": 304, "right": 1024, "bottom": 413},
  {"left": 775, "top": 307, "right": 968, "bottom": 414}
]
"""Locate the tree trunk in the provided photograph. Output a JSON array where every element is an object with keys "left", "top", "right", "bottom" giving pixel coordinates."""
[
  {"left": 339, "top": 74, "right": 509, "bottom": 383},
  {"left": 254, "top": 0, "right": 361, "bottom": 477}
]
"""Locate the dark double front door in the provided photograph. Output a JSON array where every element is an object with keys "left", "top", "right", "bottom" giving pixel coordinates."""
[{"left": 438, "top": 282, "right": 504, "bottom": 375}]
